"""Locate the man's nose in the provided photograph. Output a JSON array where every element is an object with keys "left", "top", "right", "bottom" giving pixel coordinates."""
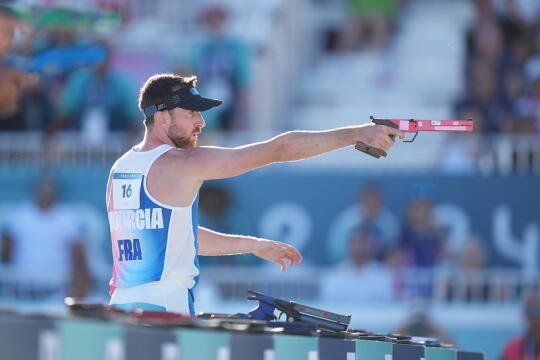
[{"left": 197, "top": 112, "right": 206, "bottom": 128}]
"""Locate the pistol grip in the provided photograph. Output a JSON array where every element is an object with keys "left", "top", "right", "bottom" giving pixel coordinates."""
[{"left": 354, "top": 141, "right": 387, "bottom": 159}]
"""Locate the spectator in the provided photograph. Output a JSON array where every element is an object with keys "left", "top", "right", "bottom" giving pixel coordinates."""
[
  {"left": 394, "top": 300, "right": 454, "bottom": 345},
  {"left": 499, "top": 0, "right": 540, "bottom": 30},
  {"left": 327, "top": 184, "right": 399, "bottom": 263},
  {"left": 501, "top": 68, "right": 525, "bottom": 110},
  {"left": 457, "top": 0, "right": 540, "bottom": 135},
  {"left": 320, "top": 227, "right": 394, "bottom": 302},
  {"left": 17, "top": 80, "right": 54, "bottom": 131},
  {"left": 381, "top": 245, "right": 408, "bottom": 299},
  {"left": 457, "top": 236, "right": 487, "bottom": 271},
  {"left": 0, "top": 6, "right": 80, "bottom": 123},
  {"left": 516, "top": 70, "right": 540, "bottom": 133},
  {"left": 0, "top": 172, "right": 92, "bottom": 299},
  {"left": 399, "top": 197, "right": 446, "bottom": 269},
  {"left": 0, "top": 5, "right": 17, "bottom": 57},
  {"left": 467, "top": 20, "right": 505, "bottom": 73},
  {"left": 0, "top": 77, "right": 55, "bottom": 132},
  {"left": 0, "top": 20, "right": 55, "bottom": 132},
  {"left": 188, "top": 4, "right": 251, "bottom": 131},
  {"left": 502, "top": 292, "right": 540, "bottom": 360},
  {"left": 57, "top": 41, "right": 140, "bottom": 142},
  {"left": 199, "top": 185, "right": 237, "bottom": 233},
  {"left": 436, "top": 133, "right": 481, "bottom": 174},
  {"left": 339, "top": 0, "right": 398, "bottom": 52},
  {"left": 0, "top": 66, "right": 30, "bottom": 129},
  {"left": 338, "top": 0, "right": 401, "bottom": 84},
  {"left": 455, "top": 58, "right": 513, "bottom": 133},
  {"left": 0, "top": 5, "right": 34, "bottom": 124},
  {"left": 198, "top": 184, "right": 252, "bottom": 265},
  {"left": 444, "top": 236, "right": 492, "bottom": 302},
  {"left": 397, "top": 194, "right": 447, "bottom": 298}
]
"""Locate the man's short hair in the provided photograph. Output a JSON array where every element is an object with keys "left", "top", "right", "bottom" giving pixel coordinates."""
[{"left": 138, "top": 74, "right": 197, "bottom": 127}]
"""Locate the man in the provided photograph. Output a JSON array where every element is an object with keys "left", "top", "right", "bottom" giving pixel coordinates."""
[
  {"left": 320, "top": 227, "right": 394, "bottom": 302},
  {"left": 0, "top": 5, "right": 18, "bottom": 57},
  {"left": 189, "top": 4, "right": 250, "bottom": 131},
  {"left": 327, "top": 183, "right": 399, "bottom": 263},
  {"left": 106, "top": 73, "right": 404, "bottom": 315},
  {"left": 58, "top": 41, "right": 140, "bottom": 139},
  {"left": 0, "top": 5, "right": 31, "bottom": 120},
  {"left": 1, "top": 174, "right": 92, "bottom": 299}
]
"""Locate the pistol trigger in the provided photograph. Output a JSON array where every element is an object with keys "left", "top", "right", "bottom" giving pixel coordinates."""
[{"left": 403, "top": 132, "right": 418, "bottom": 143}]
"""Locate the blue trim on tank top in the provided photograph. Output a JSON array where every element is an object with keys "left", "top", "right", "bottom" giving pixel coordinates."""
[
  {"left": 190, "top": 194, "right": 199, "bottom": 314},
  {"left": 113, "top": 302, "right": 167, "bottom": 312}
]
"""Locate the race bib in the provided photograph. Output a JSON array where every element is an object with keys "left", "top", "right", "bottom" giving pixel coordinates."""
[{"left": 112, "top": 173, "right": 143, "bottom": 210}]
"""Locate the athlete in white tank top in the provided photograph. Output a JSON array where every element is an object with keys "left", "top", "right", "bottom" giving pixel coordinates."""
[
  {"left": 105, "top": 73, "right": 401, "bottom": 315},
  {"left": 107, "top": 144, "right": 199, "bottom": 314}
]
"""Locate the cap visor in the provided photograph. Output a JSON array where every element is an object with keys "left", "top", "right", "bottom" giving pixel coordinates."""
[{"left": 181, "top": 96, "right": 222, "bottom": 111}]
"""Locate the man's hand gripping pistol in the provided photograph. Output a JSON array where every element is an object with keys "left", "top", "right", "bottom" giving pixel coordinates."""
[{"left": 355, "top": 116, "right": 474, "bottom": 159}]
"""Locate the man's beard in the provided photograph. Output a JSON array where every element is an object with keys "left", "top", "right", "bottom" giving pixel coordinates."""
[
  {"left": 169, "top": 134, "right": 195, "bottom": 149},
  {"left": 167, "top": 125, "right": 201, "bottom": 149}
]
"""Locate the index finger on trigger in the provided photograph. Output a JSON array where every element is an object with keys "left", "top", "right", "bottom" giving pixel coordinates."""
[{"left": 387, "top": 127, "right": 405, "bottom": 140}]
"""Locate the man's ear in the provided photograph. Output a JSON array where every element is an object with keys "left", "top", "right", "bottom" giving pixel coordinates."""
[{"left": 154, "top": 111, "right": 168, "bottom": 127}]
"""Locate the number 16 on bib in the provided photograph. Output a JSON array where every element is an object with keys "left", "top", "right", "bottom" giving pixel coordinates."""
[{"left": 112, "top": 173, "right": 143, "bottom": 210}]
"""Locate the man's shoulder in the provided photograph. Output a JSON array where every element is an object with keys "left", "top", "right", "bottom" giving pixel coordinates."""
[
  {"left": 109, "top": 148, "right": 141, "bottom": 175},
  {"left": 113, "top": 148, "right": 135, "bottom": 165},
  {"left": 150, "top": 149, "right": 192, "bottom": 177},
  {"left": 153, "top": 147, "right": 208, "bottom": 167}
]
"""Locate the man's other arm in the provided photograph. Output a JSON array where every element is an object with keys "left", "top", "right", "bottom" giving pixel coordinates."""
[{"left": 197, "top": 226, "right": 302, "bottom": 272}]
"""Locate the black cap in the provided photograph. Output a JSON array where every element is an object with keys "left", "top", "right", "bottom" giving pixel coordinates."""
[{"left": 143, "top": 86, "right": 222, "bottom": 118}]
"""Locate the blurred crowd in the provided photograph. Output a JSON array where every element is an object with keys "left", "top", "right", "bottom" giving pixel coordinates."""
[
  {"left": 321, "top": 0, "right": 404, "bottom": 84},
  {"left": 0, "top": 3, "right": 537, "bottom": 355},
  {"left": 321, "top": 182, "right": 499, "bottom": 304},
  {"left": 195, "top": 179, "right": 538, "bottom": 356},
  {"left": 0, "top": 177, "right": 498, "bottom": 303},
  {"left": 0, "top": 174, "right": 536, "bottom": 356},
  {"left": 0, "top": 3, "right": 251, "bottom": 143},
  {"left": 0, "top": 171, "right": 92, "bottom": 300},
  {"left": 0, "top": 2, "right": 254, "bottom": 301},
  {"left": 0, "top": 0, "right": 537, "bottom": 298},
  {"left": 455, "top": 0, "right": 540, "bottom": 135},
  {"left": 197, "top": 180, "right": 527, "bottom": 306},
  {"left": 2, "top": 0, "right": 539, "bottom": 141},
  {"left": 0, "top": 5, "right": 138, "bottom": 138}
]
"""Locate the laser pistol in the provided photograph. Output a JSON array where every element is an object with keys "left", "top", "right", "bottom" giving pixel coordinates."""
[
  {"left": 355, "top": 116, "right": 474, "bottom": 159},
  {"left": 244, "top": 290, "right": 351, "bottom": 332}
]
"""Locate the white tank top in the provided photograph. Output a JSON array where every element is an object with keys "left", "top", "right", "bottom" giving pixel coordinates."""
[{"left": 106, "top": 144, "right": 200, "bottom": 294}]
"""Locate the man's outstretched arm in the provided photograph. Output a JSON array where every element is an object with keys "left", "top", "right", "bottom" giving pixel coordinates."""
[
  {"left": 176, "top": 123, "right": 405, "bottom": 180},
  {"left": 197, "top": 226, "right": 302, "bottom": 272}
]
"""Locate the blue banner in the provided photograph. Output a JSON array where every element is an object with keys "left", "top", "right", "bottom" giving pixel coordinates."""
[{"left": 0, "top": 166, "right": 537, "bottom": 269}]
